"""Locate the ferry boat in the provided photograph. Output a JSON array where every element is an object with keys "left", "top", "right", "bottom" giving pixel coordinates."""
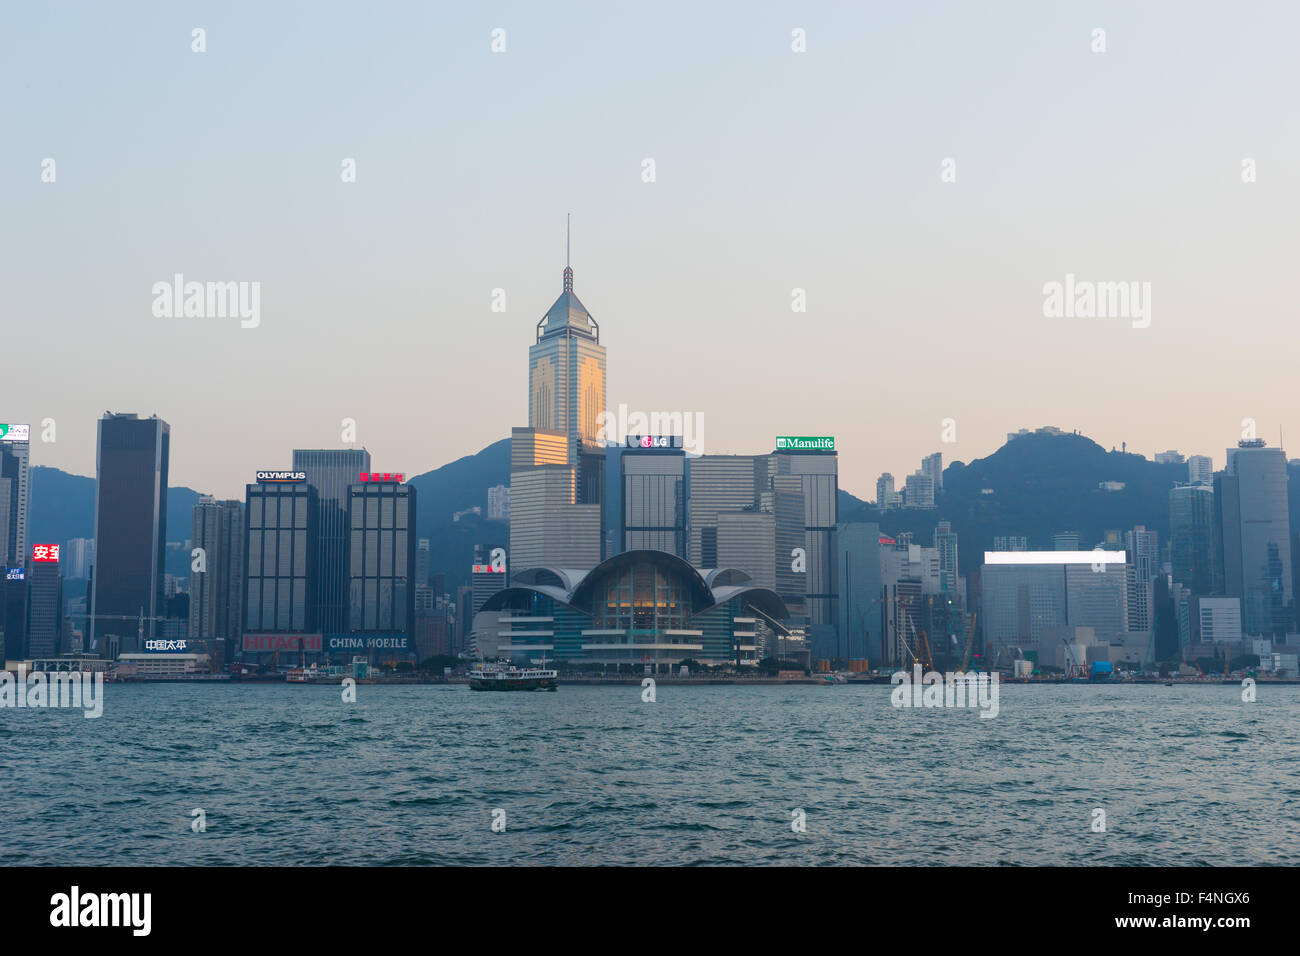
[{"left": 469, "top": 660, "right": 558, "bottom": 692}]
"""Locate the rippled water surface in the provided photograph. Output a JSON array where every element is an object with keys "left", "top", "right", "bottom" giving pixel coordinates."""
[{"left": 3, "top": 682, "right": 1296, "bottom": 865}]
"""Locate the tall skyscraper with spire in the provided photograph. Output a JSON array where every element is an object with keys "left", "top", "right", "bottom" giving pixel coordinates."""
[
  {"left": 528, "top": 217, "right": 607, "bottom": 509},
  {"left": 511, "top": 219, "right": 607, "bottom": 574}
]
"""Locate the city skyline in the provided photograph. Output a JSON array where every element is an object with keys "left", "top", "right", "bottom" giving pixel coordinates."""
[{"left": 6, "top": 3, "right": 1300, "bottom": 499}]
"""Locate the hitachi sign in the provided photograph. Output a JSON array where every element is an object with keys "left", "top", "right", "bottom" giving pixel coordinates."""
[{"left": 256, "top": 471, "right": 306, "bottom": 482}]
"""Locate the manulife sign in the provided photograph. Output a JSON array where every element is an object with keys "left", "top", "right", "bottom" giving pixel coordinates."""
[{"left": 775, "top": 436, "right": 834, "bottom": 451}]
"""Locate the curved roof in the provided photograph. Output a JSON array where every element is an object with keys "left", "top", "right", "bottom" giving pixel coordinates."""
[
  {"left": 568, "top": 549, "right": 714, "bottom": 612},
  {"left": 498, "top": 550, "right": 790, "bottom": 627},
  {"left": 511, "top": 567, "right": 587, "bottom": 592},
  {"left": 479, "top": 584, "right": 573, "bottom": 613},
  {"left": 704, "top": 586, "right": 791, "bottom": 632},
  {"left": 704, "top": 567, "right": 754, "bottom": 589}
]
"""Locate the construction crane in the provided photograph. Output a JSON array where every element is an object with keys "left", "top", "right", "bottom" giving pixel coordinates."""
[{"left": 916, "top": 629, "right": 935, "bottom": 672}]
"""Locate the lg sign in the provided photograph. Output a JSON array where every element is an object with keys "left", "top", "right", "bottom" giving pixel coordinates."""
[{"left": 32, "top": 544, "right": 60, "bottom": 563}]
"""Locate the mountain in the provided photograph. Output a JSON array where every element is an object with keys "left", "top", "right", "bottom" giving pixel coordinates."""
[
  {"left": 406, "top": 439, "right": 511, "bottom": 592},
  {"left": 27, "top": 467, "right": 204, "bottom": 578},
  {"left": 840, "top": 432, "right": 1195, "bottom": 573}
]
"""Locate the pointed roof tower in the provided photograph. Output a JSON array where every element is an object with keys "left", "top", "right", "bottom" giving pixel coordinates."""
[{"left": 537, "top": 214, "right": 599, "bottom": 342}]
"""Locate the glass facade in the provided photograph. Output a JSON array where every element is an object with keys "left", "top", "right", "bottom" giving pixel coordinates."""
[
  {"left": 244, "top": 483, "right": 315, "bottom": 632},
  {"left": 1170, "top": 484, "right": 1216, "bottom": 595},
  {"left": 293, "top": 448, "right": 371, "bottom": 634},
  {"left": 89, "top": 413, "right": 169, "bottom": 654},
  {"left": 1223, "top": 443, "right": 1292, "bottom": 636},
  {"left": 345, "top": 481, "right": 416, "bottom": 634},
  {"left": 621, "top": 449, "right": 685, "bottom": 556},
  {"left": 587, "top": 559, "right": 690, "bottom": 631}
]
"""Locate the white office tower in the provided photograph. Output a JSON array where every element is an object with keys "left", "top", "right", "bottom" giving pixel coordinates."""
[{"left": 1186, "top": 455, "right": 1212, "bottom": 485}]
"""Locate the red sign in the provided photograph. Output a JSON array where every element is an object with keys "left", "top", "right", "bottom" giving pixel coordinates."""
[
  {"left": 242, "top": 633, "right": 323, "bottom": 653},
  {"left": 32, "top": 544, "right": 60, "bottom": 562},
  {"left": 359, "top": 472, "right": 404, "bottom": 483},
  {"left": 878, "top": 537, "right": 896, "bottom": 546},
  {"left": 471, "top": 565, "right": 506, "bottom": 574}
]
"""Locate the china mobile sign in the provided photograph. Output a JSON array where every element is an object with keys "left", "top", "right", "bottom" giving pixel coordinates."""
[
  {"left": 326, "top": 634, "right": 409, "bottom": 651},
  {"left": 242, "top": 633, "right": 323, "bottom": 653},
  {"left": 32, "top": 544, "right": 60, "bottom": 562}
]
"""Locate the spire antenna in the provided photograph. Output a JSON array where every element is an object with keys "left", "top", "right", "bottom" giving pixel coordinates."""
[{"left": 563, "top": 213, "right": 574, "bottom": 292}]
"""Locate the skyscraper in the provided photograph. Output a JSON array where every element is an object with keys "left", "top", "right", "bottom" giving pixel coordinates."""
[
  {"left": 293, "top": 448, "right": 372, "bottom": 634},
  {"left": 344, "top": 476, "right": 416, "bottom": 647},
  {"left": 876, "top": 473, "right": 896, "bottom": 510},
  {"left": 1124, "top": 525, "right": 1159, "bottom": 634},
  {"left": 243, "top": 475, "right": 317, "bottom": 649},
  {"left": 1220, "top": 438, "right": 1292, "bottom": 636},
  {"left": 903, "top": 471, "right": 935, "bottom": 509},
  {"left": 1187, "top": 455, "right": 1213, "bottom": 486},
  {"left": 921, "top": 451, "right": 943, "bottom": 491},
  {"left": 621, "top": 441, "right": 685, "bottom": 556},
  {"left": 688, "top": 456, "right": 766, "bottom": 567},
  {"left": 27, "top": 551, "right": 64, "bottom": 658},
  {"left": 934, "top": 520, "right": 959, "bottom": 592},
  {"left": 189, "top": 497, "right": 244, "bottom": 653},
  {"left": 509, "top": 427, "right": 601, "bottom": 572},
  {"left": 1169, "top": 483, "right": 1215, "bottom": 595},
  {"left": 89, "top": 413, "right": 169, "bottom": 655},
  {"left": 838, "top": 522, "right": 882, "bottom": 662},
  {"left": 528, "top": 233, "right": 606, "bottom": 516},
  {"left": 0, "top": 424, "right": 30, "bottom": 568}
]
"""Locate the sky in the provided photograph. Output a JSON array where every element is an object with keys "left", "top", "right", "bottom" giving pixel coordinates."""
[{"left": 3, "top": 1, "right": 1298, "bottom": 500}]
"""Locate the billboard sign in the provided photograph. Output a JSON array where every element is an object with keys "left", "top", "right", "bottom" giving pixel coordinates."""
[
  {"left": 775, "top": 436, "right": 835, "bottom": 451},
  {"left": 5, "top": 568, "right": 23, "bottom": 581},
  {"left": 143, "top": 639, "right": 189, "bottom": 653},
  {"left": 0, "top": 424, "right": 30, "bottom": 443},
  {"left": 625, "top": 435, "right": 681, "bottom": 449},
  {"left": 31, "top": 544, "right": 60, "bottom": 563},
  {"left": 256, "top": 471, "right": 306, "bottom": 483},
  {"left": 242, "top": 633, "right": 323, "bottom": 653},
  {"left": 359, "top": 472, "right": 405, "bottom": 483},
  {"left": 326, "top": 634, "right": 410, "bottom": 652}
]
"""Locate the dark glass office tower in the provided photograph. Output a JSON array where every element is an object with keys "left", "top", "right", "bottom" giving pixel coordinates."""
[
  {"left": 190, "top": 497, "right": 244, "bottom": 656},
  {"left": 621, "top": 442, "right": 685, "bottom": 556},
  {"left": 345, "top": 478, "right": 416, "bottom": 638},
  {"left": 0, "top": 434, "right": 30, "bottom": 567},
  {"left": 244, "top": 480, "right": 316, "bottom": 633},
  {"left": 27, "top": 559, "right": 64, "bottom": 657},
  {"left": 1221, "top": 439, "right": 1292, "bottom": 636},
  {"left": 89, "top": 413, "right": 169, "bottom": 655},
  {"left": 1170, "top": 483, "right": 1216, "bottom": 595},
  {"left": 293, "top": 449, "right": 371, "bottom": 634},
  {"left": 2, "top": 569, "right": 29, "bottom": 660}
]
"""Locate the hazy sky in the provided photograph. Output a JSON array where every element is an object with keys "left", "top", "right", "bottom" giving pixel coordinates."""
[{"left": 4, "top": 1, "right": 1298, "bottom": 500}]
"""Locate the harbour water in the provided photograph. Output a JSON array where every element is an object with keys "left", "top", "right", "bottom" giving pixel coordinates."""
[{"left": 3, "top": 683, "right": 1296, "bottom": 865}]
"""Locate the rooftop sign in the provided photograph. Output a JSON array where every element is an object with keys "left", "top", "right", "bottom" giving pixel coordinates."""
[{"left": 776, "top": 436, "right": 834, "bottom": 451}]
